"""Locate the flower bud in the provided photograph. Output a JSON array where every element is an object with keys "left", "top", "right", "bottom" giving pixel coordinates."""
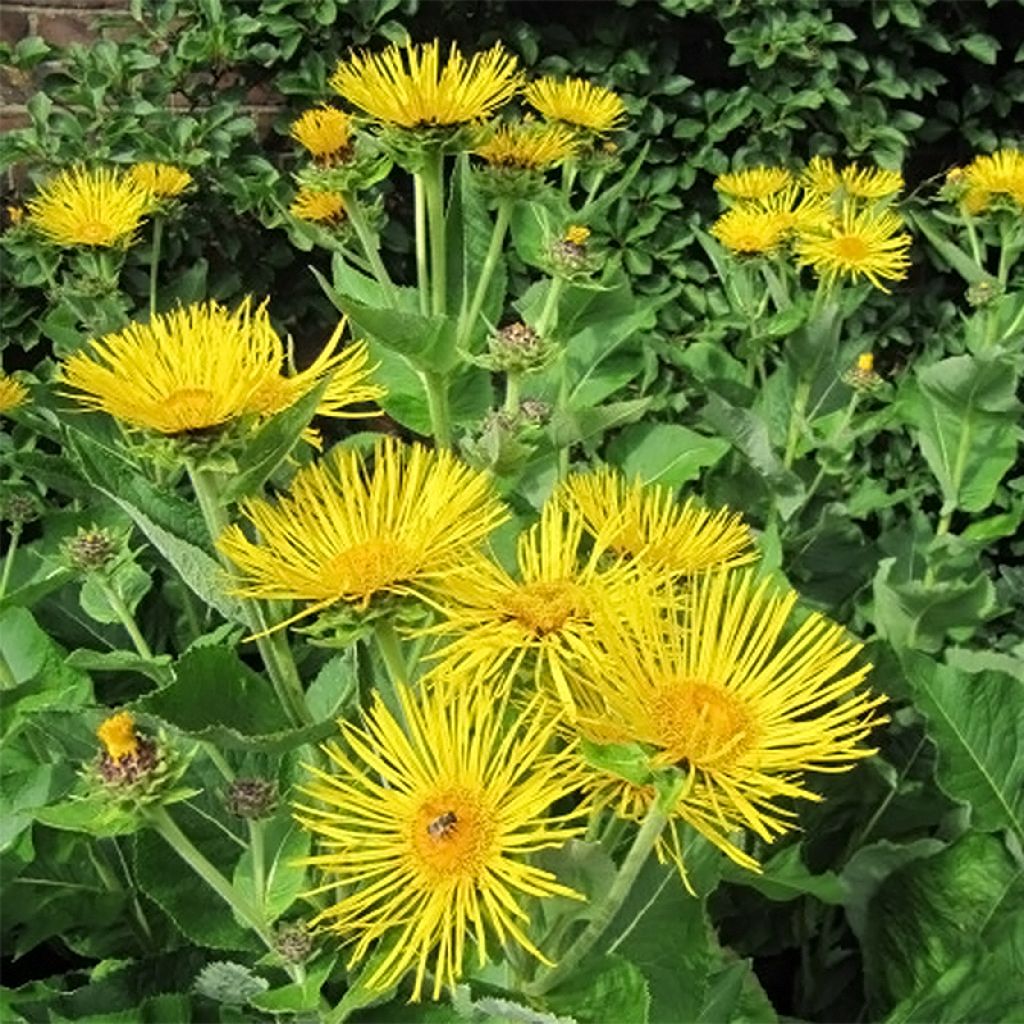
[
  {"left": 843, "top": 352, "right": 883, "bottom": 391},
  {"left": 274, "top": 922, "right": 314, "bottom": 964},
  {"left": 518, "top": 398, "right": 552, "bottom": 425},
  {"left": 64, "top": 526, "right": 120, "bottom": 573},
  {"left": 551, "top": 224, "right": 596, "bottom": 274},
  {"left": 2, "top": 492, "right": 42, "bottom": 526},
  {"left": 967, "top": 278, "right": 1002, "bottom": 308},
  {"left": 486, "top": 321, "right": 553, "bottom": 374},
  {"left": 96, "top": 712, "right": 160, "bottom": 787},
  {"left": 225, "top": 777, "right": 278, "bottom": 820}
]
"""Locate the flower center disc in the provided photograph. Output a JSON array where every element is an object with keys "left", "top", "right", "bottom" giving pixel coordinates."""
[
  {"left": 324, "top": 538, "right": 412, "bottom": 600},
  {"left": 161, "top": 387, "right": 223, "bottom": 431},
  {"left": 834, "top": 234, "right": 871, "bottom": 263},
  {"left": 410, "top": 789, "right": 496, "bottom": 884},
  {"left": 77, "top": 219, "right": 112, "bottom": 244},
  {"left": 653, "top": 680, "right": 755, "bottom": 771},
  {"left": 504, "top": 579, "right": 587, "bottom": 635}
]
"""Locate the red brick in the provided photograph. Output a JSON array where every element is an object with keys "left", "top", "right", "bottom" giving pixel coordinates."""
[
  {"left": 0, "top": 107, "right": 30, "bottom": 132},
  {"left": 0, "top": 7, "right": 31, "bottom": 45}
]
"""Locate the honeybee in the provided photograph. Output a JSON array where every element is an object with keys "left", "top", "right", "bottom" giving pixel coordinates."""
[{"left": 427, "top": 810, "right": 458, "bottom": 840}]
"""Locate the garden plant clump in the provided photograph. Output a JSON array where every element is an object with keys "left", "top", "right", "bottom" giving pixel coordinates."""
[{"left": 1, "top": 3, "right": 1023, "bottom": 1022}]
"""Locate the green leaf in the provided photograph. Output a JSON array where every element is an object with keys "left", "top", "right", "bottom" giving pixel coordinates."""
[
  {"left": 864, "top": 831, "right": 1023, "bottom": 1012},
  {"left": 904, "top": 656, "right": 1024, "bottom": 838},
  {"left": 233, "top": 818, "right": 309, "bottom": 924},
  {"left": 249, "top": 954, "right": 337, "bottom": 1013},
  {"left": 896, "top": 355, "right": 1020, "bottom": 514},
  {"left": 722, "top": 843, "right": 845, "bottom": 904},
  {"left": 580, "top": 738, "right": 652, "bottom": 786},
  {"left": 134, "top": 648, "right": 336, "bottom": 753},
  {"left": 64, "top": 649, "right": 173, "bottom": 686},
  {"left": 79, "top": 560, "right": 152, "bottom": 625},
  {"left": 697, "top": 955, "right": 777, "bottom": 1023},
  {"left": 608, "top": 423, "right": 730, "bottom": 488},
  {"left": 221, "top": 378, "right": 328, "bottom": 503},
  {"left": 34, "top": 797, "right": 143, "bottom": 838},
  {"left": 544, "top": 955, "right": 649, "bottom": 1024}
]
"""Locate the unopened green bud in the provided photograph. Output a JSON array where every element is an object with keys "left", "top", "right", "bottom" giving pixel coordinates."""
[
  {"left": 483, "top": 321, "right": 555, "bottom": 374},
  {"left": 2, "top": 492, "right": 42, "bottom": 526},
  {"left": 274, "top": 922, "right": 314, "bottom": 964}
]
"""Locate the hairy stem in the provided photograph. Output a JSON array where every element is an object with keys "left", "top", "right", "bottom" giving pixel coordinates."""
[
  {"left": 413, "top": 173, "right": 430, "bottom": 315},
  {"left": 457, "top": 198, "right": 511, "bottom": 351},
  {"left": 342, "top": 192, "right": 396, "bottom": 304},
  {"left": 423, "top": 150, "right": 448, "bottom": 317},
  {"left": 0, "top": 523, "right": 22, "bottom": 599},
  {"left": 148, "top": 215, "right": 163, "bottom": 320},
  {"left": 420, "top": 370, "right": 452, "bottom": 449},
  {"left": 93, "top": 573, "right": 154, "bottom": 659}
]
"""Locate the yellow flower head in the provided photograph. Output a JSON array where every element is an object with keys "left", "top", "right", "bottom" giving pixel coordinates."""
[
  {"left": 524, "top": 76, "right": 627, "bottom": 134},
  {"left": 839, "top": 163, "right": 904, "bottom": 200},
  {"left": 97, "top": 711, "right": 139, "bottom": 761},
  {"left": 714, "top": 166, "right": 793, "bottom": 201},
  {"left": 129, "top": 162, "right": 192, "bottom": 199},
  {"left": 564, "top": 224, "right": 590, "bottom": 246},
  {"left": 961, "top": 148, "right": 1024, "bottom": 212},
  {"left": 27, "top": 165, "right": 151, "bottom": 248},
  {"left": 711, "top": 205, "right": 789, "bottom": 254},
  {"left": 795, "top": 203, "right": 912, "bottom": 293},
  {"left": 6, "top": 205, "right": 25, "bottom": 226},
  {"left": 218, "top": 438, "right": 508, "bottom": 623},
  {"left": 758, "top": 186, "right": 833, "bottom": 236},
  {"left": 60, "top": 300, "right": 380, "bottom": 435},
  {"left": 0, "top": 374, "right": 28, "bottom": 416},
  {"left": 330, "top": 39, "right": 521, "bottom": 129},
  {"left": 290, "top": 105, "right": 354, "bottom": 161},
  {"left": 422, "top": 501, "right": 652, "bottom": 714},
  {"left": 559, "top": 467, "right": 756, "bottom": 576},
  {"left": 290, "top": 188, "right": 347, "bottom": 225},
  {"left": 473, "top": 120, "right": 578, "bottom": 170},
  {"left": 295, "top": 682, "right": 585, "bottom": 1000},
  {"left": 573, "top": 570, "right": 885, "bottom": 875},
  {"left": 800, "top": 155, "right": 841, "bottom": 198}
]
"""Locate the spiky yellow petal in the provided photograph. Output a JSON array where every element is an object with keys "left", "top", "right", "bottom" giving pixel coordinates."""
[
  {"left": 558, "top": 468, "right": 756, "bottom": 576},
  {"left": 97, "top": 711, "right": 139, "bottom": 760},
  {"left": 711, "top": 205, "right": 789, "bottom": 254},
  {"left": 0, "top": 374, "right": 28, "bottom": 416},
  {"left": 290, "top": 188, "right": 346, "bottom": 224},
  {"left": 961, "top": 148, "right": 1024, "bottom": 212},
  {"left": 129, "top": 162, "right": 192, "bottom": 199},
  {"left": 839, "top": 164, "right": 903, "bottom": 200},
  {"left": 473, "top": 120, "right": 578, "bottom": 170},
  {"left": 572, "top": 570, "right": 885, "bottom": 874},
  {"left": 290, "top": 105, "right": 354, "bottom": 161},
  {"left": 218, "top": 438, "right": 508, "bottom": 617},
  {"left": 27, "top": 166, "right": 151, "bottom": 248},
  {"left": 795, "top": 203, "right": 912, "bottom": 293},
  {"left": 714, "top": 166, "right": 793, "bottom": 201},
  {"left": 523, "top": 76, "right": 626, "bottom": 134},
  {"left": 295, "top": 681, "right": 586, "bottom": 999},
  {"left": 330, "top": 39, "right": 521, "bottom": 129}
]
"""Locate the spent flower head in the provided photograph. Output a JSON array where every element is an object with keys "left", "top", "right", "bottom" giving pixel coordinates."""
[{"left": 63, "top": 525, "right": 123, "bottom": 573}]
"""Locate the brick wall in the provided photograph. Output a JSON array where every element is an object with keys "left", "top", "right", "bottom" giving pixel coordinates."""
[{"left": 0, "top": 0, "right": 285, "bottom": 135}]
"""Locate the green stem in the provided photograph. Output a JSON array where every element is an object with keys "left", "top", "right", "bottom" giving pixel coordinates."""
[
  {"left": 561, "top": 161, "right": 578, "bottom": 202},
  {"left": 342, "top": 192, "right": 396, "bottom": 304},
  {"left": 423, "top": 150, "right": 448, "bottom": 317},
  {"left": 93, "top": 574, "right": 154, "bottom": 659},
  {"left": 457, "top": 199, "right": 511, "bottom": 351},
  {"left": 503, "top": 373, "right": 521, "bottom": 418},
  {"left": 524, "top": 791, "right": 678, "bottom": 997},
  {"left": 535, "top": 277, "right": 565, "bottom": 338},
  {"left": 580, "top": 169, "right": 606, "bottom": 211},
  {"left": 420, "top": 370, "right": 452, "bottom": 449},
  {"left": 205, "top": 743, "right": 234, "bottom": 782},
  {"left": 372, "top": 616, "right": 409, "bottom": 725},
  {"left": 783, "top": 376, "right": 813, "bottom": 469},
  {"left": 145, "top": 805, "right": 271, "bottom": 945},
  {"left": 148, "top": 216, "right": 163, "bottom": 320},
  {"left": 801, "top": 391, "right": 860, "bottom": 509},
  {"left": 963, "top": 212, "right": 983, "bottom": 267},
  {"left": 413, "top": 173, "right": 430, "bottom": 315},
  {"left": 186, "top": 465, "right": 311, "bottom": 727},
  {"left": 0, "top": 523, "right": 22, "bottom": 599},
  {"left": 249, "top": 819, "right": 266, "bottom": 918}
]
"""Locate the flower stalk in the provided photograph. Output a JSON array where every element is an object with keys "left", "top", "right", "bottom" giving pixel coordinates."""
[
  {"left": 458, "top": 198, "right": 512, "bottom": 351},
  {"left": 342, "top": 191, "right": 396, "bottom": 304},
  {"left": 93, "top": 574, "right": 154, "bottom": 659},
  {"left": 423, "top": 150, "right": 448, "bottom": 316},
  {"left": 148, "top": 215, "right": 163, "bottom": 320}
]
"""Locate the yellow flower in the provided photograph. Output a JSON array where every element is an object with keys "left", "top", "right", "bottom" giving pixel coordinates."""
[
  {"left": 714, "top": 166, "right": 793, "bottom": 201},
  {"left": 60, "top": 299, "right": 381, "bottom": 435},
  {"left": 524, "top": 76, "right": 626, "bottom": 133},
  {"left": 0, "top": 374, "right": 28, "bottom": 416},
  {"left": 295, "top": 681, "right": 585, "bottom": 1000},
  {"left": 711, "top": 205, "right": 789, "bottom": 254},
  {"left": 573, "top": 570, "right": 885, "bottom": 875},
  {"left": 839, "top": 164, "right": 903, "bottom": 200},
  {"left": 800, "top": 155, "right": 841, "bottom": 198},
  {"left": 27, "top": 165, "right": 151, "bottom": 248},
  {"left": 858, "top": 352, "right": 874, "bottom": 372},
  {"left": 473, "top": 120, "right": 578, "bottom": 170},
  {"left": 290, "top": 188, "right": 346, "bottom": 225},
  {"left": 330, "top": 39, "right": 521, "bottom": 129},
  {"left": 97, "top": 711, "right": 139, "bottom": 760},
  {"left": 563, "top": 224, "right": 591, "bottom": 246},
  {"left": 129, "top": 162, "right": 192, "bottom": 199},
  {"left": 218, "top": 438, "right": 508, "bottom": 624},
  {"left": 421, "top": 502, "right": 650, "bottom": 714},
  {"left": 795, "top": 203, "right": 912, "bottom": 292},
  {"left": 962, "top": 148, "right": 1024, "bottom": 212},
  {"left": 290, "top": 105, "right": 354, "bottom": 162},
  {"left": 559, "top": 468, "right": 755, "bottom": 576}
]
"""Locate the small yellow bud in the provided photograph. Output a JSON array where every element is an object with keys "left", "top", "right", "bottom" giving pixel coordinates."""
[
  {"left": 857, "top": 353, "right": 874, "bottom": 373},
  {"left": 564, "top": 225, "right": 590, "bottom": 246},
  {"left": 97, "top": 711, "right": 139, "bottom": 761}
]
